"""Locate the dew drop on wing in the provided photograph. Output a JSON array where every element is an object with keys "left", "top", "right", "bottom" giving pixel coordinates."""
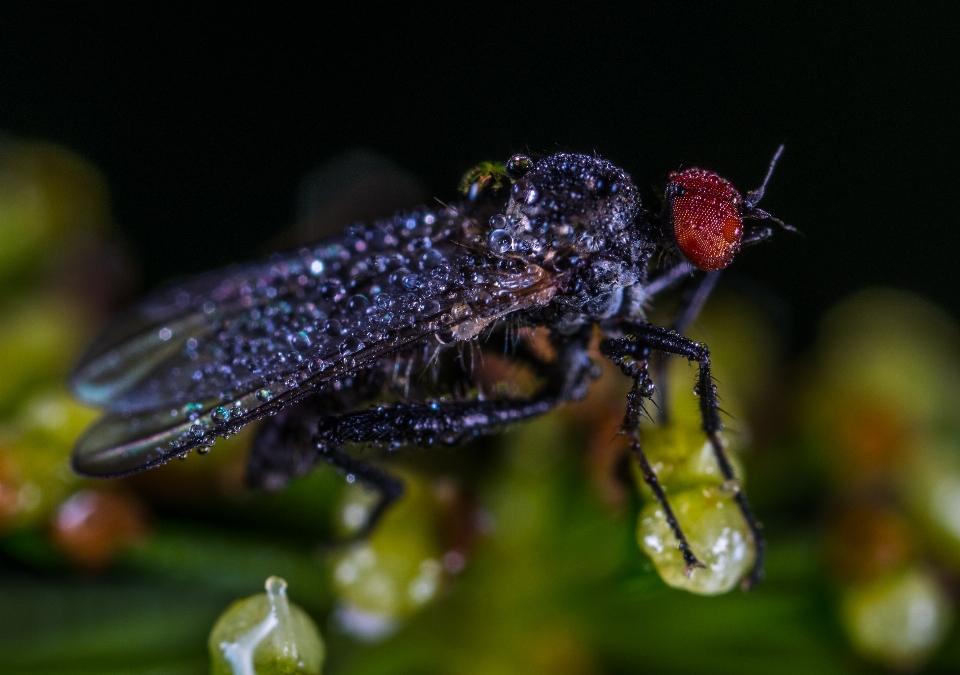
[{"left": 71, "top": 203, "right": 568, "bottom": 478}]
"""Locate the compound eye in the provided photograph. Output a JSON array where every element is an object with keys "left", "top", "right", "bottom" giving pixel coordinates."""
[
  {"left": 506, "top": 154, "right": 533, "bottom": 179},
  {"left": 669, "top": 169, "right": 743, "bottom": 271}
]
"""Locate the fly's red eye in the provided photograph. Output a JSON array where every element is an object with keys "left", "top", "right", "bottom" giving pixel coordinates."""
[{"left": 668, "top": 168, "right": 743, "bottom": 271}]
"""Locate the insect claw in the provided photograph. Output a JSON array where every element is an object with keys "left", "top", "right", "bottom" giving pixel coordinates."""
[{"left": 682, "top": 560, "right": 707, "bottom": 577}]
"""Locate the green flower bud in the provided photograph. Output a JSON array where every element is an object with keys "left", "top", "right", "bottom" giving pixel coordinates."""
[
  {"left": 0, "top": 389, "right": 97, "bottom": 530},
  {"left": 637, "top": 485, "right": 755, "bottom": 595},
  {"left": 330, "top": 473, "right": 446, "bottom": 639},
  {"left": 0, "top": 299, "right": 88, "bottom": 415},
  {"left": 638, "top": 424, "right": 744, "bottom": 493},
  {"left": 209, "top": 576, "right": 324, "bottom": 675},
  {"left": 840, "top": 567, "right": 953, "bottom": 670},
  {"left": 902, "top": 433, "right": 960, "bottom": 569}
]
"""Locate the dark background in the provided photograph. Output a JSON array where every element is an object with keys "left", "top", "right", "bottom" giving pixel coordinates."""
[{"left": 1, "top": 4, "right": 956, "bottom": 347}]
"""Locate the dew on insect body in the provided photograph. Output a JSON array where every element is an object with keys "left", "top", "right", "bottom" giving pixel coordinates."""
[
  {"left": 339, "top": 338, "right": 365, "bottom": 356},
  {"left": 419, "top": 249, "right": 444, "bottom": 269},
  {"left": 486, "top": 229, "right": 513, "bottom": 255},
  {"left": 347, "top": 295, "right": 369, "bottom": 312}
]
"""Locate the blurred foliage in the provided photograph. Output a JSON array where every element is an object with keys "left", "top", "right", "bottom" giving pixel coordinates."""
[{"left": 1, "top": 140, "right": 960, "bottom": 674}]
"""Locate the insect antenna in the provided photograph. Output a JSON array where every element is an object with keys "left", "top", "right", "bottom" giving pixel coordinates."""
[
  {"left": 743, "top": 145, "right": 783, "bottom": 207},
  {"left": 743, "top": 145, "right": 797, "bottom": 233}
]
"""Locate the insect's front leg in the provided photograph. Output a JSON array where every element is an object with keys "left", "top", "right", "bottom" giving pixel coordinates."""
[
  {"left": 599, "top": 337, "right": 705, "bottom": 575},
  {"left": 653, "top": 270, "right": 722, "bottom": 423},
  {"left": 601, "top": 322, "right": 765, "bottom": 589}
]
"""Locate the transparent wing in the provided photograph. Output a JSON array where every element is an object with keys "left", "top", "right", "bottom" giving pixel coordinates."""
[{"left": 72, "top": 208, "right": 560, "bottom": 477}]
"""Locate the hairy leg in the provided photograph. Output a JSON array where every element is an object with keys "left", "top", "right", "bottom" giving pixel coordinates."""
[
  {"left": 602, "top": 322, "right": 765, "bottom": 590},
  {"left": 602, "top": 338, "right": 705, "bottom": 573}
]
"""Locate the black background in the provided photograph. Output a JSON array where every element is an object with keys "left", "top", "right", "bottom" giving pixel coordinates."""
[{"left": 1, "top": 4, "right": 957, "bottom": 347}]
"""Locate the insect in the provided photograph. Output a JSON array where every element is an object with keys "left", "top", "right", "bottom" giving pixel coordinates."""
[{"left": 70, "top": 148, "right": 789, "bottom": 589}]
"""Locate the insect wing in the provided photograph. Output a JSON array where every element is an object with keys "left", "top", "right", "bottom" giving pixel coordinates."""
[
  {"left": 72, "top": 212, "right": 560, "bottom": 477},
  {"left": 71, "top": 259, "right": 279, "bottom": 410}
]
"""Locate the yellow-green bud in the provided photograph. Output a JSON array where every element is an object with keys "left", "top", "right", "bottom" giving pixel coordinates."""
[
  {"left": 637, "top": 485, "right": 755, "bottom": 595},
  {"left": 209, "top": 576, "right": 324, "bottom": 675},
  {"left": 840, "top": 567, "right": 953, "bottom": 670}
]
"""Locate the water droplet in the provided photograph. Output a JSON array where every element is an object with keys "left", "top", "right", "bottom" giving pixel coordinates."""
[
  {"left": 211, "top": 406, "right": 230, "bottom": 424},
  {"left": 288, "top": 330, "right": 312, "bottom": 349},
  {"left": 419, "top": 299, "right": 441, "bottom": 315},
  {"left": 486, "top": 229, "right": 513, "bottom": 254},
  {"left": 339, "top": 338, "right": 365, "bottom": 355},
  {"left": 518, "top": 234, "right": 543, "bottom": 254},
  {"left": 389, "top": 268, "right": 410, "bottom": 286},
  {"left": 420, "top": 249, "right": 444, "bottom": 269},
  {"left": 506, "top": 154, "right": 533, "bottom": 178},
  {"left": 348, "top": 295, "right": 369, "bottom": 311}
]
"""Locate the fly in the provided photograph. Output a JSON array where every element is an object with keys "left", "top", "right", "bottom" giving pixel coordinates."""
[{"left": 70, "top": 149, "right": 790, "bottom": 589}]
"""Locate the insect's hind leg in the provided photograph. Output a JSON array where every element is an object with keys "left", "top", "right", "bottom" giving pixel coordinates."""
[
  {"left": 319, "top": 444, "right": 406, "bottom": 541},
  {"left": 244, "top": 401, "right": 405, "bottom": 542},
  {"left": 602, "top": 323, "right": 765, "bottom": 590},
  {"left": 314, "top": 394, "right": 561, "bottom": 538}
]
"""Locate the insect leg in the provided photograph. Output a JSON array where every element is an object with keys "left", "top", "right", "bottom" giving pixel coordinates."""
[
  {"left": 653, "top": 270, "right": 723, "bottom": 423},
  {"left": 317, "top": 396, "right": 560, "bottom": 452},
  {"left": 314, "top": 394, "right": 562, "bottom": 537},
  {"left": 245, "top": 397, "right": 406, "bottom": 541},
  {"left": 603, "top": 323, "right": 765, "bottom": 589},
  {"left": 319, "top": 444, "right": 406, "bottom": 541},
  {"left": 600, "top": 338, "right": 705, "bottom": 575},
  {"left": 248, "top": 401, "right": 327, "bottom": 491}
]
